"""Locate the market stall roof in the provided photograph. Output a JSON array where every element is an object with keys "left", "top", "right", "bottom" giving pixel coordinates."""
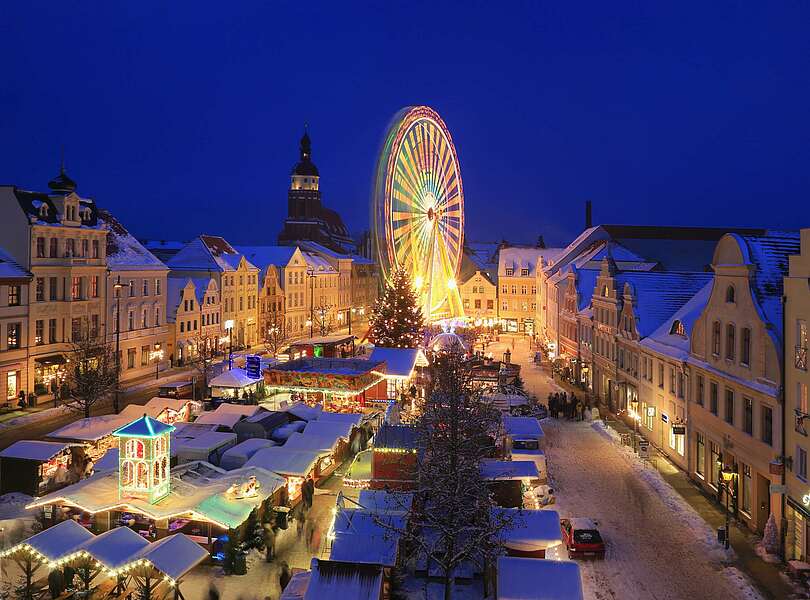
[
  {"left": 303, "top": 419, "right": 353, "bottom": 442},
  {"left": 304, "top": 559, "right": 384, "bottom": 600},
  {"left": 367, "top": 347, "right": 427, "bottom": 378},
  {"left": 194, "top": 403, "right": 263, "bottom": 428},
  {"left": 245, "top": 446, "right": 322, "bottom": 478},
  {"left": 291, "top": 335, "right": 355, "bottom": 346},
  {"left": 271, "top": 421, "right": 306, "bottom": 442},
  {"left": 47, "top": 414, "right": 131, "bottom": 443},
  {"left": 0, "top": 518, "right": 94, "bottom": 562},
  {"left": 128, "top": 533, "right": 209, "bottom": 581},
  {"left": 78, "top": 525, "right": 150, "bottom": 569},
  {"left": 493, "top": 508, "right": 562, "bottom": 551},
  {"left": 357, "top": 490, "right": 413, "bottom": 515},
  {"left": 173, "top": 430, "right": 236, "bottom": 455},
  {"left": 270, "top": 357, "right": 385, "bottom": 377},
  {"left": 329, "top": 509, "right": 405, "bottom": 567},
  {"left": 283, "top": 402, "right": 323, "bottom": 422},
  {"left": 280, "top": 571, "right": 311, "bottom": 599},
  {"left": 118, "top": 403, "right": 163, "bottom": 421},
  {"left": 0, "top": 440, "right": 75, "bottom": 462},
  {"left": 497, "top": 556, "right": 583, "bottom": 600},
  {"left": 318, "top": 411, "right": 363, "bottom": 427},
  {"left": 373, "top": 424, "right": 419, "bottom": 450},
  {"left": 113, "top": 415, "right": 175, "bottom": 438},
  {"left": 93, "top": 448, "right": 118, "bottom": 472},
  {"left": 220, "top": 438, "right": 277, "bottom": 471},
  {"left": 282, "top": 432, "right": 338, "bottom": 454},
  {"left": 28, "top": 463, "right": 285, "bottom": 530},
  {"left": 486, "top": 393, "right": 529, "bottom": 411},
  {"left": 209, "top": 369, "right": 262, "bottom": 389},
  {"left": 480, "top": 460, "right": 539, "bottom": 481},
  {"left": 144, "top": 397, "right": 193, "bottom": 413},
  {"left": 502, "top": 416, "right": 545, "bottom": 438}
]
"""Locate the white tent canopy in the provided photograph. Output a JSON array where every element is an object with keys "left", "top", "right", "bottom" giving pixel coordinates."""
[
  {"left": 493, "top": 508, "right": 562, "bottom": 552},
  {"left": 0, "top": 519, "right": 94, "bottom": 562},
  {"left": 132, "top": 533, "right": 210, "bottom": 581},
  {"left": 79, "top": 525, "right": 150, "bottom": 569},
  {"left": 209, "top": 369, "right": 262, "bottom": 390},
  {"left": 0, "top": 440, "right": 75, "bottom": 462},
  {"left": 282, "top": 432, "right": 338, "bottom": 454},
  {"left": 318, "top": 412, "right": 364, "bottom": 427},
  {"left": 303, "top": 420, "right": 353, "bottom": 442},
  {"left": 503, "top": 416, "right": 544, "bottom": 439},
  {"left": 220, "top": 438, "right": 277, "bottom": 471},
  {"left": 497, "top": 556, "right": 583, "bottom": 600},
  {"left": 480, "top": 460, "right": 540, "bottom": 481},
  {"left": 245, "top": 446, "right": 322, "bottom": 478}
]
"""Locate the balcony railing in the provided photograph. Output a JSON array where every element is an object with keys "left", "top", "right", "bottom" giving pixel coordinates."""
[{"left": 796, "top": 346, "right": 807, "bottom": 371}]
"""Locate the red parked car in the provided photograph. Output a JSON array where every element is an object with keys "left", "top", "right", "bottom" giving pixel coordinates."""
[{"left": 560, "top": 517, "right": 605, "bottom": 559}]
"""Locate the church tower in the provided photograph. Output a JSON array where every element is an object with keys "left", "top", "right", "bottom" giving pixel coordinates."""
[{"left": 288, "top": 130, "right": 322, "bottom": 219}]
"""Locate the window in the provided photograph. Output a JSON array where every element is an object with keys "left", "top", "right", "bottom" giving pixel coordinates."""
[
  {"left": 90, "top": 314, "right": 98, "bottom": 339},
  {"left": 128, "top": 310, "right": 134, "bottom": 331},
  {"left": 71, "top": 277, "right": 81, "bottom": 300},
  {"left": 143, "top": 280, "right": 149, "bottom": 296},
  {"left": 697, "top": 375, "right": 705, "bottom": 406},
  {"left": 92, "top": 239, "right": 99, "bottom": 258},
  {"left": 141, "top": 345, "right": 149, "bottom": 366},
  {"left": 142, "top": 308, "right": 148, "bottom": 328},
  {"left": 520, "top": 285, "right": 527, "bottom": 295},
  {"left": 726, "top": 324, "right": 735, "bottom": 360},
  {"left": 710, "top": 382, "right": 718, "bottom": 415},
  {"left": 49, "top": 277, "right": 57, "bottom": 301},
  {"left": 511, "top": 285, "right": 517, "bottom": 295},
  {"left": 81, "top": 239, "right": 88, "bottom": 257},
  {"left": 762, "top": 406, "right": 773, "bottom": 445},
  {"left": 669, "top": 367, "right": 675, "bottom": 393},
  {"left": 122, "top": 461, "right": 133, "bottom": 487},
  {"left": 66, "top": 239, "right": 75, "bottom": 256},
  {"left": 90, "top": 276, "right": 98, "bottom": 298},
  {"left": 8, "top": 285, "right": 20, "bottom": 306},
  {"left": 155, "top": 279, "right": 161, "bottom": 295},
  {"left": 725, "top": 285, "right": 735, "bottom": 303},
  {"left": 474, "top": 299, "right": 481, "bottom": 309},
  {"left": 155, "top": 307, "right": 161, "bottom": 327},
  {"left": 49, "top": 238, "right": 58, "bottom": 258},
  {"left": 521, "top": 268, "right": 529, "bottom": 277},
  {"left": 798, "top": 448, "right": 808, "bottom": 482},
  {"left": 709, "top": 441, "right": 720, "bottom": 488},
  {"left": 658, "top": 363, "right": 664, "bottom": 388},
  {"left": 677, "top": 372, "right": 684, "bottom": 399},
  {"left": 48, "top": 319, "right": 57, "bottom": 343},
  {"left": 712, "top": 321, "right": 721, "bottom": 355},
  {"left": 502, "top": 300, "right": 508, "bottom": 311},
  {"left": 36, "top": 237, "right": 45, "bottom": 258},
  {"left": 487, "top": 299, "right": 494, "bottom": 310},
  {"left": 180, "top": 321, "right": 185, "bottom": 333},
  {"left": 743, "top": 397, "right": 753, "bottom": 435},
  {"left": 505, "top": 268, "right": 514, "bottom": 276},
  {"left": 670, "top": 320, "right": 685, "bottom": 336},
  {"left": 6, "top": 323, "right": 20, "bottom": 349},
  {"left": 725, "top": 389, "right": 734, "bottom": 425},
  {"left": 193, "top": 319, "right": 197, "bottom": 330},
  {"left": 35, "top": 278, "right": 44, "bottom": 301},
  {"left": 129, "top": 280, "right": 135, "bottom": 297},
  {"left": 741, "top": 328, "right": 751, "bottom": 366},
  {"left": 71, "top": 317, "right": 83, "bottom": 341},
  {"left": 35, "top": 320, "right": 43, "bottom": 345},
  {"left": 501, "top": 285, "right": 507, "bottom": 294},
  {"left": 742, "top": 464, "right": 752, "bottom": 514},
  {"left": 696, "top": 433, "right": 705, "bottom": 477},
  {"left": 127, "top": 348, "right": 136, "bottom": 369}
]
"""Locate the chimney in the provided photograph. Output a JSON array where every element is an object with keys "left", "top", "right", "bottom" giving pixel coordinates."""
[{"left": 585, "top": 200, "right": 593, "bottom": 229}]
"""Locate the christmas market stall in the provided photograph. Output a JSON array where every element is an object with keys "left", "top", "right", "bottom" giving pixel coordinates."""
[
  {"left": 220, "top": 438, "right": 277, "bottom": 471},
  {"left": 263, "top": 357, "right": 388, "bottom": 411},
  {"left": 28, "top": 415, "right": 286, "bottom": 552},
  {"left": 194, "top": 403, "right": 264, "bottom": 430},
  {"left": 0, "top": 440, "right": 83, "bottom": 496},
  {"left": 344, "top": 425, "right": 419, "bottom": 490},
  {"left": 480, "top": 459, "right": 541, "bottom": 509},
  {"left": 244, "top": 446, "right": 323, "bottom": 501},
  {"left": 493, "top": 507, "right": 563, "bottom": 558},
  {"left": 497, "top": 556, "right": 584, "bottom": 600},
  {"left": 287, "top": 334, "right": 356, "bottom": 359},
  {"left": 208, "top": 368, "right": 263, "bottom": 400},
  {"left": 366, "top": 347, "right": 428, "bottom": 401},
  {"left": 171, "top": 423, "right": 237, "bottom": 466}
]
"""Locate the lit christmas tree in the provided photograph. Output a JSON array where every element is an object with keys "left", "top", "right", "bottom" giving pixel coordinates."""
[{"left": 370, "top": 266, "right": 424, "bottom": 348}]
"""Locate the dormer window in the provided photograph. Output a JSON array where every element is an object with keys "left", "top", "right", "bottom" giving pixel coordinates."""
[
  {"left": 505, "top": 268, "right": 514, "bottom": 277},
  {"left": 670, "top": 320, "right": 686, "bottom": 336},
  {"left": 39, "top": 205, "right": 48, "bottom": 218},
  {"left": 725, "top": 285, "right": 736, "bottom": 303},
  {"left": 521, "top": 268, "right": 529, "bottom": 277}
]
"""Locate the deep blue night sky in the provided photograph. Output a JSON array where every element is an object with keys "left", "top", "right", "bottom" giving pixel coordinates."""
[{"left": 2, "top": 2, "right": 808, "bottom": 247}]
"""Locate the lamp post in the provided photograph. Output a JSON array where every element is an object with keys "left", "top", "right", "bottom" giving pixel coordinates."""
[
  {"left": 630, "top": 397, "right": 640, "bottom": 452},
  {"left": 720, "top": 465, "right": 738, "bottom": 549},
  {"left": 225, "top": 319, "right": 234, "bottom": 370},
  {"left": 150, "top": 342, "right": 163, "bottom": 380},
  {"left": 307, "top": 267, "right": 315, "bottom": 338},
  {"left": 111, "top": 276, "right": 127, "bottom": 414}
]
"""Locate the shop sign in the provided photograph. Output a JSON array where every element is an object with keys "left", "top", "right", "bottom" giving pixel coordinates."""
[
  {"left": 246, "top": 355, "right": 261, "bottom": 379},
  {"left": 769, "top": 484, "right": 786, "bottom": 495},
  {"left": 803, "top": 492, "right": 810, "bottom": 507},
  {"left": 646, "top": 406, "right": 656, "bottom": 417},
  {"left": 661, "top": 413, "right": 669, "bottom": 424},
  {"left": 672, "top": 424, "right": 686, "bottom": 435},
  {"left": 638, "top": 440, "right": 650, "bottom": 459}
]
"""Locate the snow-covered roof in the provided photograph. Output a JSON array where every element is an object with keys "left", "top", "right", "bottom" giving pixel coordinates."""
[
  {"left": 280, "top": 571, "right": 311, "bottom": 599},
  {"left": 303, "top": 419, "right": 354, "bottom": 442},
  {"left": 329, "top": 509, "right": 405, "bottom": 567},
  {"left": 209, "top": 368, "right": 262, "bottom": 389},
  {"left": 493, "top": 508, "right": 562, "bottom": 551},
  {"left": 245, "top": 446, "right": 322, "bottom": 477},
  {"left": 194, "top": 403, "right": 262, "bottom": 428},
  {"left": 113, "top": 415, "right": 175, "bottom": 438},
  {"left": 144, "top": 397, "right": 192, "bottom": 414},
  {"left": 271, "top": 421, "right": 307, "bottom": 442},
  {"left": 173, "top": 429, "right": 236, "bottom": 453},
  {"left": 283, "top": 432, "right": 338, "bottom": 454},
  {"left": 283, "top": 402, "right": 324, "bottom": 422},
  {"left": 640, "top": 282, "right": 713, "bottom": 360},
  {"left": 0, "top": 518, "right": 94, "bottom": 561},
  {"left": 98, "top": 209, "right": 167, "bottom": 271},
  {"left": 166, "top": 237, "right": 235, "bottom": 272},
  {"left": 0, "top": 245, "right": 31, "bottom": 280},
  {"left": 499, "top": 246, "right": 563, "bottom": 278},
  {"left": 220, "top": 438, "right": 277, "bottom": 471},
  {"left": 94, "top": 448, "right": 118, "bottom": 472},
  {"left": 47, "top": 414, "right": 132, "bottom": 443},
  {"left": 367, "top": 347, "right": 425, "bottom": 378},
  {"left": 305, "top": 559, "right": 384, "bottom": 600},
  {"left": 480, "top": 460, "right": 539, "bottom": 481},
  {"left": 29, "top": 463, "right": 285, "bottom": 530},
  {"left": 357, "top": 490, "right": 413, "bottom": 515},
  {"left": 497, "top": 556, "right": 583, "bottom": 600},
  {"left": 503, "top": 416, "right": 544, "bottom": 438},
  {"left": 373, "top": 424, "right": 418, "bottom": 450},
  {"left": 318, "top": 411, "right": 364, "bottom": 427},
  {"left": 303, "top": 251, "right": 337, "bottom": 274},
  {"left": 133, "top": 533, "right": 210, "bottom": 581},
  {"left": 78, "top": 525, "right": 150, "bottom": 569},
  {"left": 235, "top": 245, "right": 297, "bottom": 280},
  {"left": 0, "top": 440, "right": 73, "bottom": 462}
]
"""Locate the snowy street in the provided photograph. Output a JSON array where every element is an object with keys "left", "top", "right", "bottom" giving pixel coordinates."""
[{"left": 491, "top": 335, "right": 763, "bottom": 600}]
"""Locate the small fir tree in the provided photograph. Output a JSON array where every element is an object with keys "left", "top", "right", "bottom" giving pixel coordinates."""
[
  {"left": 762, "top": 512, "right": 780, "bottom": 555},
  {"left": 369, "top": 266, "right": 424, "bottom": 348}
]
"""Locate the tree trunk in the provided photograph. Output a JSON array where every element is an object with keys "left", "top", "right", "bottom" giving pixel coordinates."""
[{"left": 443, "top": 572, "right": 452, "bottom": 600}]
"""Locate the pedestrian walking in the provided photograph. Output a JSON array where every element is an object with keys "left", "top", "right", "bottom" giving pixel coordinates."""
[{"left": 279, "top": 561, "right": 292, "bottom": 591}]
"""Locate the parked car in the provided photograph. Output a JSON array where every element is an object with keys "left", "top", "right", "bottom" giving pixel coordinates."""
[{"left": 560, "top": 517, "right": 605, "bottom": 558}]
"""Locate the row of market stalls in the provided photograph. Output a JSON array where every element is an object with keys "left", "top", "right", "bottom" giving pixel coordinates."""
[{"left": 0, "top": 518, "right": 208, "bottom": 599}]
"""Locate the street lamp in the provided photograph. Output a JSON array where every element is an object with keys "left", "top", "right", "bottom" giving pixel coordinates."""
[
  {"left": 225, "top": 319, "right": 235, "bottom": 370},
  {"left": 111, "top": 276, "right": 128, "bottom": 414},
  {"left": 720, "top": 464, "right": 738, "bottom": 549},
  {"left": 630, "top": 398, "right": 640, "bottom": 451},
  {"left": 150, "top": 342, "right": 164, "bottom": 380}
]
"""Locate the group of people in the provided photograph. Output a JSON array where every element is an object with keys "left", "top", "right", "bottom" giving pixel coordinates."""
[{"left": 548, "top": 391, "right": 589, "bottom": 421}]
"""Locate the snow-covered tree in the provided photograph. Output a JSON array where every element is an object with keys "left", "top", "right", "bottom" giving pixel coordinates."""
[
  {"left": 369, "top": 266, "right": 424, "bottom": 348},
  {"left": 63, "top": 335, "right": 119, "bottom": 419},
  {"left": 263, "top": 317, "right": 288, "bottom": 357},
  {"left": 386, "top": 346, "right": 515, "bottom": 600},
  {"left": 762, "top": 512, "right": 780, "bottom": 555}
]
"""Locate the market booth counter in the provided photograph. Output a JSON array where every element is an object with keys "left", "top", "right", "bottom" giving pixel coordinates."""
[{"left": 0, "top": 440, "right": 84, "bottom": 496}]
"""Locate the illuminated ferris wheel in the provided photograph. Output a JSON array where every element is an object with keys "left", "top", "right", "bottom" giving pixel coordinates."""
[{"left": 372, "top": 106, "right": 465, "bottom": 319}]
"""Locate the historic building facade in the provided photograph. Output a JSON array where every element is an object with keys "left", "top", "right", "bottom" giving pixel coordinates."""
[
  {"left": 0, "top": 248, "right": 32, "bottom": 406},
  {"left": 459, "top": 269, "right": 497, "bottom": 322},
  {"left": 166, "top": 277, "right": 222, "bottom": 366}
]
